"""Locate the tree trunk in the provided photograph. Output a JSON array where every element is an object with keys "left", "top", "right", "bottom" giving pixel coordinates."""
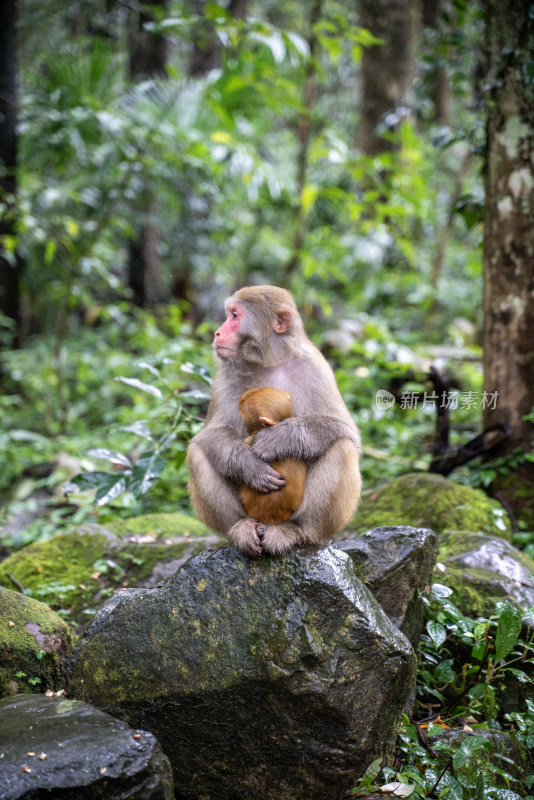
[
  {"left": 358, "top": 0, "right": 418, "bottom": 154},
  {"left": 0, "top": 0, "right": 20, "bottom": 345},
  {"left": 188, "top": 0, "right": 247, "bottom": 78},
  {"left": 128, "top": 0, "right": 168, "bottom": 80},
  {"left": 421, "top": 0, "right": 452, "bottom": 125},
  {"left": 283, "top": 0, "right": 323, "bottom": 285},
  {"left": 127, "top": 1, "right": 168, "bottom": 309},
  {"left": 482, "top": 0, "right": 534, "bottom": 523}
]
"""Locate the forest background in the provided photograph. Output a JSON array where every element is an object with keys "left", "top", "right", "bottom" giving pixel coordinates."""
[
  {"left": 1, "top": 0, "right": 534, "bottom": 794},
  {"left": 1, "top": 0, "right": 533, "bottom": 534}
]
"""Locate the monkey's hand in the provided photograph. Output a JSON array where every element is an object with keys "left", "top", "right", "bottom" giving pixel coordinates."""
[
  {"left": 243, "top": 460, "right": 286, "bottom": 493},
  {"left": 195, "top": 426, "right": 285, "bottom": 491},
  {"left": 251, "top": 419, "right": 299, "bottom": 461}
]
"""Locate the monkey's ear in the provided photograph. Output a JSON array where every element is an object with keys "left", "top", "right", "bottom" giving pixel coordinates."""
[
  {"left": 272, "top": 310, "right": 292, "bottom": 334},
  {"left": 259, "top": 415, "right": 276, "bottom": 426}
]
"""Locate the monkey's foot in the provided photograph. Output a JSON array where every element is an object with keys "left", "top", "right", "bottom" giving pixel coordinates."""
[
  {"left": 259, "top": 522, "right": 304, "bottom": 555},
  {"left": 227, "top": 517, "right": 264, "bottom": 557}
]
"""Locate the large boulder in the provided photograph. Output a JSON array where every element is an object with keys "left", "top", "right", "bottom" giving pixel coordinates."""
[
  {"left": 350, "top": 473, "right": 512, "bottom": 539},
  {"left": 337, "top": 526, "right": 437, "bottom": 647},
  {"left": 69, "top": 545, "right": 416, "bottom": 800},
  {"left": 0, "top": 587, "right": 76, "bottom": 697},
  {"left": 0, "top": 694, "right": 174, "bottom": 800}
]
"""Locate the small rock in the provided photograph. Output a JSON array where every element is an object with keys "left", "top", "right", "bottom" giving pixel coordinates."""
[
  {"left": 0, "top": 694, "right": 174, "bottom": 800},
  {"left": 0, "top": 587, "right": 76, "bottom": 698},
  {"left": 439, "top": 531, "right": 534, "bottom": 618}
]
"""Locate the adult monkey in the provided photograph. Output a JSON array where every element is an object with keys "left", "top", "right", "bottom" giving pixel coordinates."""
[{"left": 187, "top": 285, "right": 361, "bottom": 556}]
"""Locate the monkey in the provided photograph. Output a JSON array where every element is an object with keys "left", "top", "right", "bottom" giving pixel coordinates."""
[
  {"left": 186, "top": 285, "right": 361, "bottom": 557},
  {"left": 238, "top": 386, "right": 307, "bottom": 525}
]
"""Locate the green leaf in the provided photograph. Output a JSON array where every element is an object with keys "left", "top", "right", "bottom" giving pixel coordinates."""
[
  {"left": 431, "top": 583, "right": 454, "bottom": 599},
  {"left": 173, "top": 450, "right": 187, "bottom": 469},
  {"left": 8, "top": 429, "right": 51, "bottom": 445},
  {"left": 88, "top": 448, "right": 132, "bottom": 467},
  {"left": 95, "top": 474, "right": 129, "bottom": 506},
  {"left": 129, "top": 451, "right": 167, "bottom": 497},
  {"left": 380, "top": 782, "right": 416, "bottom": 798},
  {"left": 181, "top": 362, "right": 213, "bottom": 385},
  {"left": 434, "top": 658, "right": 456, "bottom": 684},
  {"left": 452, "top": 735, "right": 490, "bottom": 771},
  {"left": 495, "top": 602, "right": 523, "bottom": 662},
  {"left": 137, "top": 361, "right": 161, "bottom": 377},
  {"left": 115, "top": 376, "right": 163, "bottom": 398},
  {"left": 361, "top": 757, "right": 382, "bottom": 782},
  {"left": 44, "top": 239, "right": 57, "bottom": 266},
  {"left": 67, "top": 471, "right": 120, "bottom": 492},
  {"left": 471, "top": 638, "right": 487, "bottom": 661},
  {"left": 120, "top": 421, "right": 154, "bottom": 441},
  {"left": 427, "top": 620, "right": 447, "bottom": 648},
  {"left": 506, "top": 668, "right": 532, "bottom": 683},
  {"left": 180, "top": 389, "right": 211, "bottom": 402}
]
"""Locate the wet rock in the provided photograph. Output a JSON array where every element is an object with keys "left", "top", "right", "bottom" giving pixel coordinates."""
[
  {"left": 0, "top": 587, "right": 76, "bottom": 697},
  {"left": 438, "top": 531, "right": 534, "bottom": 618},
  {"left": 69, "top": 545, "right": 416, "bottom": 800},
  {"left": 0, "top": 694, "right": 174, "bottom": 800},
  {"left": 336, "top": 526, "right": 437, "bottom": 646},
  {"left": 350, "top": 473, "right": 512, "bottom": 539},
  {"left": 437, "top": 531, "right": 534, "bottom": 717}
]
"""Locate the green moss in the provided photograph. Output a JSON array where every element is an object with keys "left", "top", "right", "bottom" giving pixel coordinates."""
[
  {"left": 437, "top": 530, "right": 534, "bottom": 618},
  {"left": 0, "top": 526, "right": 113, "bottom": 625},
  {"left": 442, "top": 564, "right": 512, "bottom": 618},
  {"left": 350, "top": 473, "right": 511, "bottom": 540},
  {"left": 108, "top": 513, "right": 224, "bottom": 585},
  {"left": 489, "top": 468, "right": 534, "bottom": 530},
  {"left": 107, "top": 512, "right": 211, "bottom": 539},
  {"left": 0, "top": 587, "right": 76, "bottom": 697},
  {"left": 0, "top": 516, "right": 224, "bottom": 631}
]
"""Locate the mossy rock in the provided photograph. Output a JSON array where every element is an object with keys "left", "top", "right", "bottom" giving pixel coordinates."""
[
  {"left": 437, "top": 530, "right": 534, "bottom": 618},
  {"left": 0, "top": 515, "right": 224, "bottom": 632},
  {"left": 106, "top": 512, "right": 210, "bottom": 539},
  {"left": 0, "top": 586, "right": 76, "bottom": 697},
  {"left": 349, "top": 473, "right": 511, "bottom": 540}
]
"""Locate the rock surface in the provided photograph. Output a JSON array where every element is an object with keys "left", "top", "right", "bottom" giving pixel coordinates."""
[
  {"left": 0, "top": 694, "right": 174, "bottom": 800},
  {"left": 69, "top": 545, "right": 416, "bottom": 800},
  {"left": 337, "top": 526, "right": 437, "bottom": 646},
  {"left": 0, "top": 587, "right": 76, "bottom": 697},
  {"left": 350, "top": 473, "right": 512, "bottom": 539},
  {"left": 0, "top": 516, "right": 222, "bottom": 631},
  {"left": 438, "top": 530, "right": 534, "bottom": 618}
]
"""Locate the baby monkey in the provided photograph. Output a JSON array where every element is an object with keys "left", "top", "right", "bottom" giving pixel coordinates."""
[{"left": 239, "top": 387, "right": 307, "bottom": 525}]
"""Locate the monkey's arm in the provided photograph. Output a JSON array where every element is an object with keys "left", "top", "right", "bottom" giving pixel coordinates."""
[
  {"left": 191, "top": 424, "right": 286, "bottom": 492},
  {"left": 251, "top": 415, "right": 360, "bottom": 463}
]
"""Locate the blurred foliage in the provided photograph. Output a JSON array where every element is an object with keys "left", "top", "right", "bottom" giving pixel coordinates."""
[{"left": 1, "top": 0, "right": 497, "bottom": 542}]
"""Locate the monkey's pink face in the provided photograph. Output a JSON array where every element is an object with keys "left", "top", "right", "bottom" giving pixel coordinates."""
[{"left": 214, "top": 303, "right": 243, "bottom": 358}]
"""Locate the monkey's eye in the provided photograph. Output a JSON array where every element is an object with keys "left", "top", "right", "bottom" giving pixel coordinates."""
[{"left": 230, "top": 309, "right": 239, "bottom": 320}]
